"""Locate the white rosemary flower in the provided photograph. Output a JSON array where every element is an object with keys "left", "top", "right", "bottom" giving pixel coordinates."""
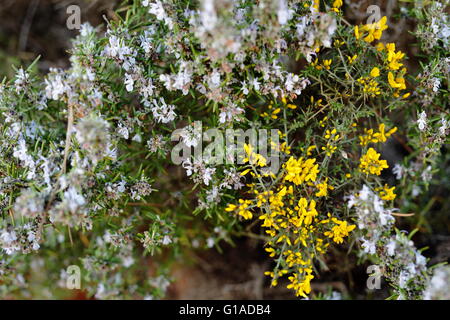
[
  {"left": 386, "top": 239, "right": 397, "bottom": 256},
  {"left": 14, "top": 68, "right": 29, "bottom": 93},
  {"left": 150, "top": 97, "right": 176, "bottom": 123},
  {"left": 417, "top": 111, "right": 427, "bottom": 131},
  {"left": 421, "top": 165, "right": 432, "bottom": 183},
  {"left": 431, "top": 77, "right": 441, "bottom": 92},
  {"left": 124, "top": 73, "right": 134, "bottom": 92},
  {"left": 79, "top": 22, "right": 94, "bottom": 37},
  {"left": 13, "top": 138, "right": 36, "bottom": 180},
  {"left": 104, "top": 34, "right": 133, "bottom": 61},
  {"left": 439, "top": 117, "right": 448, "bottom": 136},
  {"left": 393, "top": 163, "right": 404, "bottom": 180},
  {"left": 147, "top": 1, "right": 174, "bottom": 30},
  {"left": 182, "top": 158, "right": 216, "bottom": 186},
  {"left": 219, "top": 103, "right": 244, "bottom": 124},
  {"left": 180, "top": 124, "right": 202, "bottom": 148},
  {"left": 147, "top": 134, "right": 167, "bottom": 154},
  {"left": 117, "top": 122, "right": 130, "bottom": 140},
  {"left": 74, "top": 116, "right": 111, "bottom": 165},
  {"left": 45, "top": 68, "right": 70, "bottom": 101},
  {"left": 360, "top": 237, "right": 376, "bottom": 255},
  {"left": 130, "top": 180, "right": 153, "bottom": 200}
]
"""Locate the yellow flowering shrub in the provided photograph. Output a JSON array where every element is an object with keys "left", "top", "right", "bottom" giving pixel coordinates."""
[
  {"left": 222, "top": 3, "right": 443, "bottom": 299},
  {"left": 359, "top": 148, "right": 389, "bottom": 176}
]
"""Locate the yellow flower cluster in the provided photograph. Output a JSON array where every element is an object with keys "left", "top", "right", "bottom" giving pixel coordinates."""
[
  {"left": 377, "top": 184, "right": 396, "bottom": 201},
  {"left": 383, "top": 43, "right": 405, "bottom": 70},
  {"left": 287, "top": 270, "right": 315, "bottom": 297},
  {"left": 359, "top": 147, "right": 389, "bottom": 175},
  {"left": 331, "top": 0, "right": 343, "bottom": 13},
  {"left": 312, "top": 58, "right": 332, "bottom": 70},
  {"left": 355, "top": 16, "right": 388, "bottom": 43},
  {"left": 356, "top": 67, "right": 383, "bottom": 97},
  {"left": 255, "top": 180, "right": 353, "bottom": 297},
  {"left": 347, "top": 54, "right": 358, "bottom": 64},
  {"left": 377, "top": 43, "right": 408, "bottom": 96},
  {"left": 243, "top": 144, "right": 267, "bottom": 167},
  {"left": 225, "top": 199, "right": 252, "bottom": 220},
  {"left": 322, "top": 143, "right": 337, "bottom": 156},
  {"left": 322, "top": 128, "right": 339, "bottom": 157},
  {"left": 357, "top": 76, "right": 381, "bottom": 97},
  {"left": 323, "top": 216, "right": 356, "bottom": 244},
  {"left": 261, "top": 104, "right": 282, "bottom": 119},
  {"left": 315, "top": 178, "right": 334, "bottom": 197},
  {"left": 354, "top": 17, "right": 409, "bottom": 98},
  {"left": 359, "top": 123, "right": 397, "bottom": 146},
  {"left": 310, "top": 96, "right": 324, "bottom": 109},
  {"left": 261, "top": 99, "right": 297, "bottom": 119},
  {"left": 294, "top": 197, "right": 318, "bottom": 226},
  {"left": 283, "top": 156, "right": 319, "bottom": 185},
  {"left": 281, "top": 96, "right": 298, "bottom": 110},
  {"left": 226, "top": 148, "right": 355, "bottom": 298},
  {"left": 388, "top": 71, "right": 407, "bottom": 93}
]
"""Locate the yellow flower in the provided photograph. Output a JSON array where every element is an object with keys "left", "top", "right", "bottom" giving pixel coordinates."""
[
  {"left": 243, "top": 144, "right": 267, "bottom": 167},
  {"left": 323, "top": 59, "right": 332, "bottom": 70},
  {"left": 324, "top": 128, "right": 339, "bottom": 140},
  {"left": 378, "top": 184, "right": 396, "bottom": 201},
  {"left": 359, "top": 123, "right": 397, "bottom": 146},
  {"left": 287, "top": 103, "right": 297, "bottom": 109},
  {"left": 385, "top": 43, "right": 405, "bottom": 70},
  {"left": 362, "top": 16, "right": 388, "bottom": 43},
  {"left": 306, "top": 145, "right": 316, "bottom": 156},
  {"left": 324, "top": 218, "right": 356, "bottom": 244},
  {"left": 359, "top": 147, "right": 389, "bottom": 175},
  {"left": 334, "top": 39, "right": 345, "bottom": 47},
  {"left": 261, "top": 104, "right": 282, "bottom": 119},
  {"left": 388, "top": 72, "right": 406, "bottom": 90},
  {"left": 374, "top": 123, "right": 397, "bottom": 142},
  {"left": 295, "top": 198, "right": 318, "bottom": 226},
  {"left": 310, "top": 96, "right": 324, "bottom": 108},
  {"left": 385, "top": 43, "right": 395, "bottom": 53},
  {"left": 354, "top": 25, "right": 360, "bottom": 39},
  {"left": 312, "top": 0, "right": 320, "bottom": 12},
  {"left": 333, "top": 0, "right": 343, "bottom": 9},
  {"left": 357, "top": 77, "right": 381, "bottom": 97},
  {"left": 265, "top": 247, "right": 276, "bottom": 258},
  {"left": 283, "top": 156, "right": 319, "bottom": 185},
  {"left": 376, "top": 42, "right": 385, "bottom": 51},
  {"left": 347, "top": 54, "right": 358, "bottom": 64},
  {"left": 311, "top": 58, "right": 321, "bottom": 70},
  {"left": 315, "top": 178, "right": 334, "bottom": 197},
  {"left": 287, "top": 270, "right": 314, "bottom": 297},
  {"left": 370, "top": 67, "right": 380, "bottom": 77},
  {"left": 280, "top": 142, "right": 291, "bottom": 154},
  {"left": 226, "top": 199, "right": 253, "bottom": 220},
  {"left": 322, "top": 143, "right": 337, "bottom": 157}
]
